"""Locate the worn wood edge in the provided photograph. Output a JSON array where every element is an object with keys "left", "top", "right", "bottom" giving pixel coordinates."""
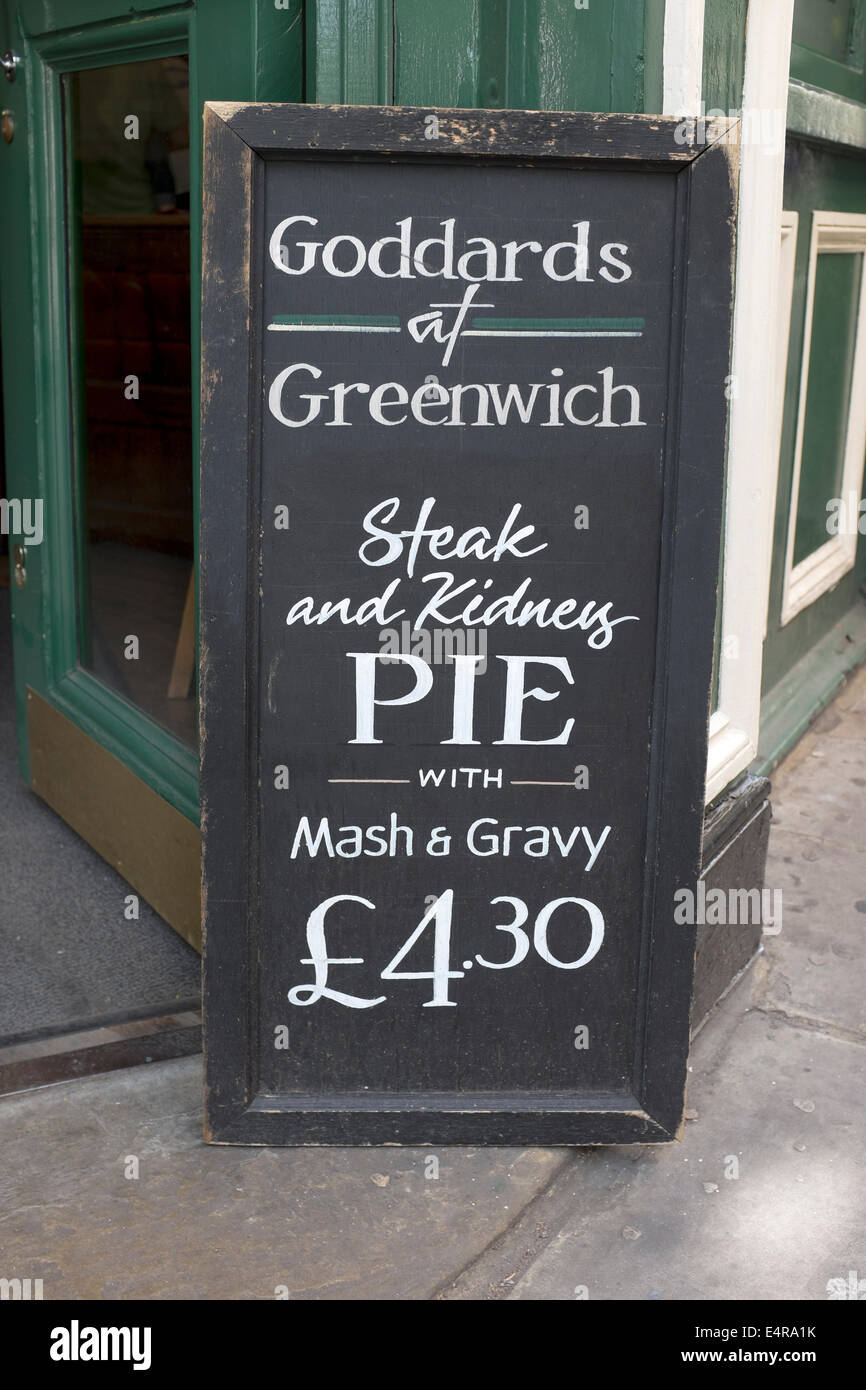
[
  {"left": 202, "top": 1090, "right": 674, "bottom": 1147},
  {"left": 199, "top": 101, "right": 257, "bottom": 1136},
  {"left": 202, "top": 1113, "right": 674, "bottom": 1147},
  {"left": 208, "top": 99, "right": 688, "bottom": 124},
  {"left": 690, "top": 114, "right": 741, "bottom": 148},
  {"left": 207, "top": 100, "right": 707, "bottom": 161}
]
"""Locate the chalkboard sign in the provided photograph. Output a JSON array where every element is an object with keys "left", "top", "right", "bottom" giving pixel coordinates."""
[{"left": 200, "top": 104, "right": 737, "bottom": 1145}]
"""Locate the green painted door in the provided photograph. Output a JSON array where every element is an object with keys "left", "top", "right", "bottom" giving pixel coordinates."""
[{"left": 0, "top": 0, "right": 302, "bottom": 944}]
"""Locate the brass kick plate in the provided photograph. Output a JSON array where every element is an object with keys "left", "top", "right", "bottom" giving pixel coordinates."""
[{"left": 26, "top": 689, "right": 202, "bottom": 951}]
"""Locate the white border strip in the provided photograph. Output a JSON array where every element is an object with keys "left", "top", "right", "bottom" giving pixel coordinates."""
[
  {"left": 663, "top": 0, "right": 705, "bottom": 118},
  {"left": 704, "top": 0, "right": 795, "bottom": 804}
]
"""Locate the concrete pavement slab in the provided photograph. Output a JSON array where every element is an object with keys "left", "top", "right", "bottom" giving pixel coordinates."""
[
  {"left": 460, "top": 1007, "right": 865, "bottom": 1300},
  {"left": 0, "top": 1059, "right": 566, "bottom": 1300}
]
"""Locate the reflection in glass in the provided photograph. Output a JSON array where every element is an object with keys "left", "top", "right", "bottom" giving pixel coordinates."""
[
  {"left": 67, "top": 57, "right": 196, "bottom": 745},
  {"left": 793, "top": 250, "right": 863, "bottom": 567}
]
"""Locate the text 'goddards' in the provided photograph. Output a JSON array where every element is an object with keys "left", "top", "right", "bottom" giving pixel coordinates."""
[{"left": 266, "top": 215, "right": 645, "bottom": 429}]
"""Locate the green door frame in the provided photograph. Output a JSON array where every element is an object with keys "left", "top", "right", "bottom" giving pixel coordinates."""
[{"left": 0, "top": 0, "right": 303, "bottom": 825}]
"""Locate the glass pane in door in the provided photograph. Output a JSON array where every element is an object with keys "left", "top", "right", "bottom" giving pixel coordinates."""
[
  {"left": 793, "top": 249, "right": 863, "bottom": 566},
  {"left": 65, "top": 56, "right": 196, "bottom": 745}
]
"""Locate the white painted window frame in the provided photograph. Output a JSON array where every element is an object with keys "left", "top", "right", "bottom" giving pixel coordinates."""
[
  {"left": 665, "top": 0, "right": 795, "bottom": 804},
  {"left": 663, "top": 0, "right": 704, "bottom": 116},
  {"left": 780, "top": 211, "right": 866, "bottom": 625}
]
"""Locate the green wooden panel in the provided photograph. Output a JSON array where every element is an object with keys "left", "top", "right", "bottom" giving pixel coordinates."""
[
  {"left": 642, "top": 0, "right": 665, "bottom": 115},
  {"left": 255, "top": 0, "right": 305, "bottom": 100},
  {"left": 394, "top": 0, "right": 480, "bottom": 107},
  {"left": 756, "top": 600, "right": 866, "bottom": 772},
  {"left": 763, "top": 138, "right": 866, "bottom": 695},
  {"left": 479, "top": 0, "right": 509, "bottom": 107},
  {"left": 794, "top": 0, "right": 864, "bottom": 66},
  {"left": 389, "top": 0, "right": 661, "bottom": 113},
  {"left": 790, "top": 0, "right": 866, "bottom": 102},
  {"left": 793, "top": 250, "right": 863, "bottom": 566},
  {"left": 505, "top": 0, "right": 648, "bottom": 113},
  {"left": 310, "top": 0, "right": 394, "bottom": 102},
  {"left": 701, "top": 0, "right": 748, "bottom": 113}
]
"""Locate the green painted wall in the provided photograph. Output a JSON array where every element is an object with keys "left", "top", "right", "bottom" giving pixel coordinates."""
[
  {"left": 763, "top": 138, "right": 866, "bottom": 695},
  {"left": 702, "top": 0, "right": 748, "bottom": 113},
  {"left": 312, "top": 0, "right": 666, "bottom": 113},
  {"left": 790, "top": 0, "right": 866, "bottom": 102}
]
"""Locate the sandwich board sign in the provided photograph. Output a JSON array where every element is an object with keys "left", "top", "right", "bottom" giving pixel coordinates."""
[{"left": 200, "top": 104, "right": 737, "bottom": 1145}]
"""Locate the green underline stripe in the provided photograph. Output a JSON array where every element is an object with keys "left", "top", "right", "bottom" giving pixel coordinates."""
[
  {"left": 470, "top": 317, "right": 644, "bottom": 332},
  {"left": 270, "top": 314, "right": 400, "bottom": 327}
]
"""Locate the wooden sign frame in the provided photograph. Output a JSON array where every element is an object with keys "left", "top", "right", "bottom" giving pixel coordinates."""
[{"left": 200, "top": 103, "right": 738, "bottom": 1146}]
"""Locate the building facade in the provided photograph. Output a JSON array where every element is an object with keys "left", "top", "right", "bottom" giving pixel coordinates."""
[{"left": 0, "top": 0, "right": 863, "bottom": 1037}]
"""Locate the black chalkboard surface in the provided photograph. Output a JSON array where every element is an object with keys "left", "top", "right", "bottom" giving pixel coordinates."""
[{"left": 200, "top": 104, "right": 738, "bottom": 1145}]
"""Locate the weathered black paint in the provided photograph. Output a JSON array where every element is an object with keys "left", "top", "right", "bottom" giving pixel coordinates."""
[
  {"left": 200, "top": 103, "right": 738, "bottom": 1145},
  {"left": 692, "top": 774, "right": 772, "bottom": 1029}
]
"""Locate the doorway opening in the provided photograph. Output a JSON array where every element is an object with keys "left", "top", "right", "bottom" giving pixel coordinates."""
[{"left": 0, "top": 53, "right": 203, "bottom": 1093}]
